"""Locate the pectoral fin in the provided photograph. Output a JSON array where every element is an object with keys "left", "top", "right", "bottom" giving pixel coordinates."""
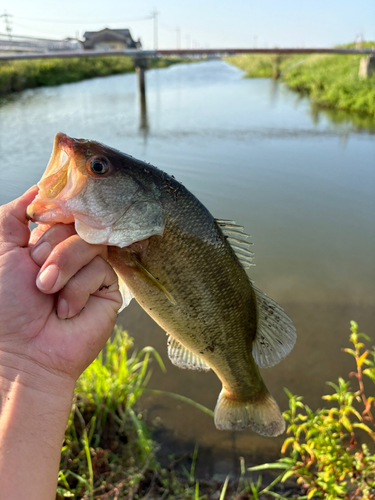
[
  {"left": 167, "top": 335, "right": 211, "bottom": 371},
  {"left": 131, "top": 253, "right": 176, "bottom": 305}
]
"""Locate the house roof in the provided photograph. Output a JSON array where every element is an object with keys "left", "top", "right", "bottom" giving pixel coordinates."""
[
  {"left": 83, "top": 28, "right": 131, "bottom": 39},
  {"left": 83, "top": 28, "right": 137, "bottom": 49}
]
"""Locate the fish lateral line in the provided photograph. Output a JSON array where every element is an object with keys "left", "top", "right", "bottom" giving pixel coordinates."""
[{"left": 130, "top": 252, "right": 176, "bottom": 305}]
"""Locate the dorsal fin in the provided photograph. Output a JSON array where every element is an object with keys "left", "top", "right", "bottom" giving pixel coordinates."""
[
  {"left": 167, "top": 335, "right": 211, "bottom": 371},
  {"left": 252, "top": 285, "right": 296, "bottom": 368},
  {"left": 215, "top": 219, "right": 254, "bottom": 269}
]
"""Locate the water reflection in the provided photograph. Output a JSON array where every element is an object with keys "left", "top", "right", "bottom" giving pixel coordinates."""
[
  {"left": 310, "top": 104, "right": 375, "bottom": 133},
  {"left": 139, "top": 95, "right": 148, "bottom": 131}
]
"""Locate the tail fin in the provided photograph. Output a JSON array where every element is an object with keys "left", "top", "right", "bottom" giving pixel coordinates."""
[{"left": 214, "top": 389, "right": 285, "bottom": 436}]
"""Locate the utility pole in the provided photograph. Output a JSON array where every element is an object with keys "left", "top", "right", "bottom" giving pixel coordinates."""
[
  {"left": 0, "top": 11, "right": 13, "bottom": 41},
  {"left": 151, "top": 9, "right": 159, "bottom": 50},
  {"left": 176, "top": 27, "right": 180, "bottom": 49}
]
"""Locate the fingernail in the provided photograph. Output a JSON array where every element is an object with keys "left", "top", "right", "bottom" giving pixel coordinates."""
[
  {"left": 31, "top": 241, "right": 51, "bottom": 266},
  {"left": 57, "top": 298, "right": 69, "bottom": 319},
  {"left": 37, "top": 264, "right": 59, "bottom": 291}
]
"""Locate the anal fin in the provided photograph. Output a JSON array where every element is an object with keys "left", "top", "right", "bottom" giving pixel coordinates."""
[
  {"left": 167, "top": 335, "right": 211, "bottom": 371},
  {"left": 252, "top": 285, "right": 296, "bottom": 368}
]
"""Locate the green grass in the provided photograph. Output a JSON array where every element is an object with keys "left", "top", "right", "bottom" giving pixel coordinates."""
[
  {"left": 57, "top": 327, "right": 229, "bottom": 500},
  {"left": 57, "top": 326, "right": 165, "bottom": 499},
  {"left": 224, "top": 53, "right": 291, "bottom": 78},
  {"left": 226, "top": 42, "right": 375, "bottom": 119},
  {"left": 0, "top": 56, "right": 192, "bottom": 97},
  {"left": 282, "top": 52, "right": 375, "bottom": 115}
]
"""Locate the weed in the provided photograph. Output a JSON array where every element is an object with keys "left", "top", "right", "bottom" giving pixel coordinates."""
[
  {"left": 57, "top": 326, "right": 165, "bottom": 499},
  {"left": 248, "top": 321, "right": 375, "bottom": 500}
]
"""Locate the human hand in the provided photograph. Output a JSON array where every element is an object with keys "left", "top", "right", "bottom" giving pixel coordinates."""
[
  {"left": 0, "top": 186, "right": 122, "bottom": 394},
  {"left": 0, "top": 186, "right": 122, "bottom": 500}
]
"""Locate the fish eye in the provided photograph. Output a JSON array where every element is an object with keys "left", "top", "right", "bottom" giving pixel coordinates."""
[{"left": 90, "top": 159, "right": 109, "bottom": 175}]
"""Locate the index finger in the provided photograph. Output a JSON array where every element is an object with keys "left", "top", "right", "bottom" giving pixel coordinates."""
[
  {"left": 35, "top": 234, "right": 109, "bottom": 294},
  {"left": 0, "top": 186, "right": 38, "bottom": 248}
]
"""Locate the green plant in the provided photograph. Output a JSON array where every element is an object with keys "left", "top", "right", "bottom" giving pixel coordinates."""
[
  {"left": 249, "top": 321, "right": 375, "bottom": 500},
  {"left": 224, "top": 53, "right": 293, "bottom": 78},
  {"left": 57, "top": 326, "right": 166, "bottom": 499},
  {"left": 226, "top": 42, "right": 375, "bottom": 123},
  {"left": 56, "top": 327, "right": 224, "bottom": 499},
  {"left": 0, "top": 56, "right": 193, "bottom": 97}
]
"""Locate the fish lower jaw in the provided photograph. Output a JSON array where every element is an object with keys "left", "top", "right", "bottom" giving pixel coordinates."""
[{"left": 29, "top": 211, "right": 74, "bottom": 224}]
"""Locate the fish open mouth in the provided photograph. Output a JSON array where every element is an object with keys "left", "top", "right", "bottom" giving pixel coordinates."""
[{"left": 26, "top": 133, "right": 85, "bottom": 223}]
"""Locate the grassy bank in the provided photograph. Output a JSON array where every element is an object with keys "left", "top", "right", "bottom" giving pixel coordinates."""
[
  {"left": 224, "top": 53, "right": 291, "bottom": 79},
  {"left": 0, "top": 55, "right": 189, "bottom": 97},
  {"left": 59, "top": 322, "right": 375, "bottom": 499},
  {"left": 226, "top": 43, "right": 375, "bottom": 116},
  {"left": 58, "top": 327, "right": 227, "bottom": 500}
]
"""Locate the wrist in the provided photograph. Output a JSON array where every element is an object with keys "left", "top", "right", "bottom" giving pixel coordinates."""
[
  {"left": 0, "top": 362, "right": 74, "bottom": 500},
  {"left": 0, "top": 350, "right": 76, "bottom": 406}
]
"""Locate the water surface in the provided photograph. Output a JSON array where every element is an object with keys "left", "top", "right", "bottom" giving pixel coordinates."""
[{"left": 1, "top": 61, "right": 374, "bottom": 474}]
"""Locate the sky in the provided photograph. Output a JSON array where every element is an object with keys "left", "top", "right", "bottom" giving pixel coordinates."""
[{"left": 1, "top": 0, "right": 374, "bottom": 49}]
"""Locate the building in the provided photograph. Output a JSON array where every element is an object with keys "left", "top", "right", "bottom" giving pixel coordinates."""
[
  {"left": 0, "top": 34, "right": 82, "bottom": 54},
  {"left": 83, "top": 28, "right": 141, "bottom": 51}
]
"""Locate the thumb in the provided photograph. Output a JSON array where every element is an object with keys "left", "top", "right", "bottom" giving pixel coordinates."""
[{"left": 0, "top": 186, "right": 38, "bottom": 248}]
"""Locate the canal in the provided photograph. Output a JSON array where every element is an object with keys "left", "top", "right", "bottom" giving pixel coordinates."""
[{"left": 0, "top": 60, "right": 374, "bottom": 475}]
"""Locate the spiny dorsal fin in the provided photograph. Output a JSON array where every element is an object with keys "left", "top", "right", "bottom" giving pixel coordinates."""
[
  {"left": 252, "top": 285, "right": 296, "bottom": 368},
  {"left": 131, "top": 253, "right": 176, "bottom": 305},
  {"left": 167, "top": 335, "right": 211, "bottom": 371},
  {"left": 215, "top": 219, "right": 255, "bottom": 269}
]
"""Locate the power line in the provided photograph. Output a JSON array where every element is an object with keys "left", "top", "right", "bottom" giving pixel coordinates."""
[
  {"left": 16, "top": 15, "right": 153, "bottom": 24},
  {"left": 11, "top": 22, "right": 66, "bottom": 38}
]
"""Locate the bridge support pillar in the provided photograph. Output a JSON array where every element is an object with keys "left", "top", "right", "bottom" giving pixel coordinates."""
[
  {"left": 359, "top": 55, "right": 375, "bottom": 78},
  {"left": 135, "top": 56, "right": 148, "bottom": 129},
  {"left": 272, "top": 54, "right": 282, "bottom": 79}
]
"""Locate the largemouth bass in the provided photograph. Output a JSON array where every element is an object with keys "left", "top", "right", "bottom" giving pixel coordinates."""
[{"left": 27, "top": 133, "right": 296, "bottom": 436}]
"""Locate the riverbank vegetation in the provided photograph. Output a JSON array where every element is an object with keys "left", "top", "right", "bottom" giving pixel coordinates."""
[
  {"left": 226, "top": 43, "right": 375, "bottom": 117},
  {"left": 0, "top": 55, "right": 188, "bottom": 97},
  {"left": 250, "top": 321, "right": 375, "bottom": 500},
  {"left": 59, "top": 322, "right": 375, "bottom": 499},
  {"left": 57, "top": 327, "right": 228, "bottom": 499}
]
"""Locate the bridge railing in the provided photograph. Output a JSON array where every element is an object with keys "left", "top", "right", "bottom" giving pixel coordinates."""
[{"left": 0, "top": 47, "right": 374, "bottom": 61}]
